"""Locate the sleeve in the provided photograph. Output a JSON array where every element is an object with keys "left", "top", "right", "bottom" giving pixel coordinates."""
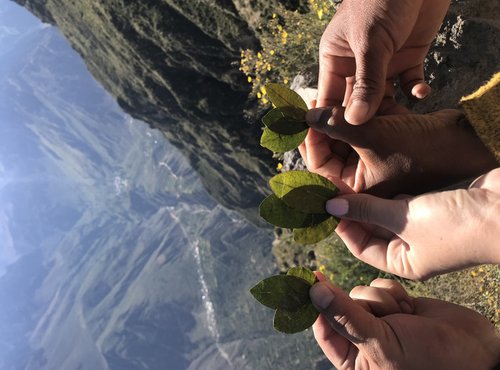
[{"left": 460, "top": 72, "right": 500, "bottom": 163}]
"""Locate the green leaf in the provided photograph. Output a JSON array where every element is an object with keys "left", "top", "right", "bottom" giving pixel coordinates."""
[
  {"left": 250, "top": 275, "right": 312, "bottom": 310},
  {"left": 260, "top": 127, "right": 308, "bottom": 153},
  {"left": 269, "top": 171, "right": 338, "bottom": 213},
  {"left": 273, "top": 304, "right": 319, "bottom": 334},
  {"left": 262, "top": 107, "right": 308, "bottom": 135},
  {"left": 266, "top": 83, "right": 308, "bottom": 112},
  {"left": 287, "top": 267, "right": 317, "bottom": 286},
  {"left": 259, "top": 194, "right": 331, "bottom": 228},
  {"left": 293, "top": 217, "right": 338, "bottom": 245}
]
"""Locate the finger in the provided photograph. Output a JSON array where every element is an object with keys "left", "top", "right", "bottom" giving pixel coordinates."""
[
  {"left": 377, "top": 81, "right": 411, "bottom": 115},
  {"left": 303, "top": 128, "right": 344, "bottom": 174},
  {"left": 317, "top": 62, "right": 348, "bottom": 107},
  {"left": 298, "top": 142, "right": 308, "bottom": 165},
  {"left": 334, "top": 219, "right": 418, "bottom": 279},
  {"left": 312, "top": 314, "right": 354, "bottom": 367},
  {"left": 349, "top": 285, "right": 401, "bottom": 316},
  {"left": 345, "top": 41, "right": 392, "bottom": 124},
  {"left": 342, "top": 76, "right": 355, "bottom": 107},
  {"left": 399, "top": 63, "right": 431, "bottom": 100},
  {"left": 469, "top": 167, "right": 500, "bottom": 190},
  {"left": 310, "top": 281, "right": 383, "bottom": 346},
  {"left": 317, "top": 45, "right": 353, "bottom": 107},
  {"left": 306, "top": 106, "right": 367, "bottom": 146},
  {"left": 325, "top": 194, "right": 408, "bottom": 232},
  {"left": 368, "top": 278, "right": 414, "bottom": 313}
]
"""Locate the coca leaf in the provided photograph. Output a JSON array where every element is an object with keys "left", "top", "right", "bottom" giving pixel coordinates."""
[
  {"left": 262, "top": 107, "right": 308, "bottom": 135},
  {"left": 269, "top": 171, "right": 338, "bottom": 213},
  {"left": 260, "top": 127, "right": 308, "bottom": 153},
  {"left": 293, "top": 217, "right": 338, "bottom": 245},
  {"left": 259, "top": 194, "right": 331, "bottom": 228},
  {"left": 250, "top": 275, "right": 312, "bottom": 311},
  {"left": 266, "top": 83, "right": 308, "bottom": 112},
  {"left": 273, "top": 304, "right": 319, "bottom": 334},
  {"left": 287, "top": 267, "right": 317, "bottom": 286}
]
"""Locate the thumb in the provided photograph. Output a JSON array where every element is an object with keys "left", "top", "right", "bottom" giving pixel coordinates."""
[
  {"left": 345, "top": 41, "right": 391, "bottom": 125},
  {"left": 325, "top": 194, "right": 407, "bottom": 233},
  {"left": 310, "top": 281, "right": 383, "bottom": 344}
]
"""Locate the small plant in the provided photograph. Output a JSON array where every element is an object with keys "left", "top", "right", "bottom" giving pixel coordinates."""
[
  {"left": 240, "top": 0, "right": 337, "bottom": 104},
  {"left": 250, "top": 267, "right": 319, "bottom": 333}
]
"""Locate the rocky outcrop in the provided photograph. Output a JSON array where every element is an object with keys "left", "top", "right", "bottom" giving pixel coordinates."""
[{"left": 12, "top": 0, "right": 301, "bottom": 221}]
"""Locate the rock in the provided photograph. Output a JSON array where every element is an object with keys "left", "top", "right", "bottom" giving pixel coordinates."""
[{"left": 387, "top": 1, "right": 500, "bottom": 113}]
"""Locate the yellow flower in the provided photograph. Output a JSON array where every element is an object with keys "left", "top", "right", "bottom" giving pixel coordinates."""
[
  {"left": 257, "top": 92, "right": 262, "bottom": 99},
  {"left": 262, "top": 97, "right": 269, "bottom": 104},
  {"left": 471, "top": 270, "right": 478, "bottom": 277},
  {"left": 276, "top": 162, "right": 283, "bottom": 171},
  {"left": 272, "top": 13, "right": 277, "bottom": 19},
  {"left": 257, "top": 52, "right": 262, "bottom": 59},
  {"left": 260, "top": 85, "right": 267, "bottom": 95},
  {"left": 318, "top": 9, "right": 323, "bottom": 19},
  {"left": 267, "top": 64, "right": 271, "bottom": 71},
  {"left": 247, "top": 76, "right": 252, "bottom": 83},
  {"left": 283, "top": 78, "right": 289, "bottom": 85},
  {"left": 270, "top": 50, "right": 275, "bottom": 55}
]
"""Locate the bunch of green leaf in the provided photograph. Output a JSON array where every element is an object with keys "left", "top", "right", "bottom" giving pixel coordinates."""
[
  {"left": 260, "top": 83, "right": 309, "bottom": 153},
  {"left": 250, "top": 267, "right": 319, "bottom": 333},
  {"left": 260, "top": 170, "right": 339, "bottom": 244}
]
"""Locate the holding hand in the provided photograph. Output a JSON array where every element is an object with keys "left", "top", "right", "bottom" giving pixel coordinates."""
[
  {"left": 326, "top": 168, "right": 500, "bottom": 280},
  {"left": 310, "top": 276, "right": 500, "bottom": 370},
  {"left": 300, "top": 105, "right": 497, "bottom": 197},
  {"left": 318, "top": 0, "right": 451, "bottom": 123}
]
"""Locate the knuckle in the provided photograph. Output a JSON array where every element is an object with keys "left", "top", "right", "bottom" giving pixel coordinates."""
[
  {"left": 354, "top": 197, "right": 373, "bottom": 224},
  {"left": 353, "top": 76, "right": 383, "bottom": 98}
]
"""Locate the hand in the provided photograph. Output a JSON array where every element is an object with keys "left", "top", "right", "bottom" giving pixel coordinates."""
[
  {"left": 310, "top": 276, "right": 500, "bottom": 370},
  {"left": 324, "top": 168, "right": 500, "bottom": 280},
  {"left": 299, "top": 105, "right": 498, "bottom": 197},
  {"left": 318, "top": 0, "right": 451, "bottom": 123}
]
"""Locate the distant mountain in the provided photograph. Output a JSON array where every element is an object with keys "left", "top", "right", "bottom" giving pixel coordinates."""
[
  {"left": 0, "top": 3, "right": 330, "bottom": 369},
  {"left": 9, "top": 0, "right": 304, "bottom": 221}
]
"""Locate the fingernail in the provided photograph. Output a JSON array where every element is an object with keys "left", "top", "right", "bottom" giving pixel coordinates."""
[
  {"left": 310, "top": 282, "right": 335, "bottom": 310},
  {"left": 345, "top": 100, "right": 370, "bottom": 124},
  {"left": 325, "top": 198, "right": 349, "bottom": 216}
]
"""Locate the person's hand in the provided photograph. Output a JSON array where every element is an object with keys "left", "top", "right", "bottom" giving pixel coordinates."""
[
  {"left": 318, "top": 0, "right": 451, "bottom": 124},
  {"left": 324, "top": 168, "right": 500, "bottom": 280},
  {"left": 310, "top": 276, "right": 500, "bottom": 370},
  {"left": 299, "top": 105, "right": 498, "bottom": 197}
]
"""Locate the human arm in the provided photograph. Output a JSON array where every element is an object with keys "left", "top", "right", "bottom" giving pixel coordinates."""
[
  {"left": 324, "top": 168, "right": 500, "bottom": 280},
  {"left": 317, "top": 0, "right": 451, "bottom": 124},
  {"left": 310, "top": 276, "right": 500, "bottom": 370}
]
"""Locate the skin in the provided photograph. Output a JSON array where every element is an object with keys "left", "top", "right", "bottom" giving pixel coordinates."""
[
  {"left": 310, "top": 275, "right": 500, "bottom": 370},
  {"left": 327, "top": 168, "right": 500, "bottom": 280},
  {"left": 297, "top": 97, "right": 499, "bottom": 280},
  {"left": 317, "top": 0, "right": 451, "bottom": 124},
  {"left": 299, "top": 104, "right": 498, "bottom": 197}
]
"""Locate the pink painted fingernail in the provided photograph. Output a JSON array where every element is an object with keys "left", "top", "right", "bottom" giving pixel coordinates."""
[
  {"left": 310, "top": 282, "right": 335, "bottom": 310},
  {"left": 325, "top": 198, "right": 349, "bottom": 216}
]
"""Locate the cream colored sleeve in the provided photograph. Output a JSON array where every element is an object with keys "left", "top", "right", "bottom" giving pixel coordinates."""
[{"left": 460, "top": 72, "right": 500, "bottom": 163}]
